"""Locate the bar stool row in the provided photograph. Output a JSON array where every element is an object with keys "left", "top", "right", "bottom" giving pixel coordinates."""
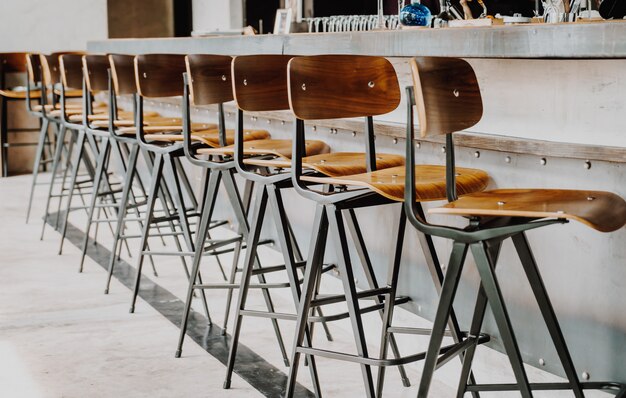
[{"left": 5, "top": 49, "right": 626, "bottom": 397}]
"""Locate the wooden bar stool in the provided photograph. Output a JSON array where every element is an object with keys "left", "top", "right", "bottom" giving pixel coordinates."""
[
  {"left": 330, "top": 56, "right": 626, "bottom": 397},
  {"left": 55, "top": 53, "right": 113, "bottom": 254},
  {"left": 174, "top": 54, "right": 300, "bottom": 367},
  {"left": 214, "top": 55, "right": 338, "bottom": 393},
  {"left": 406, "top": 57, "right": 626, "bottom": 398},
  {"left": 77, "top": 55, "right": 182, "bottom": 275},
  {"left": 24, "top": 52, "right": 57, "bottom": 222},
  {"left": 38, "top": 52, "right": 101, "bottom": 241},
  {"left": 128, "top": 54, "right": 222, "bottom": 317},
  {"left": 102, "top": 54, "right": 190, "bottom": 292},
  {"left": 77, "top": 54, "right": 169, "bottom": 274},
  {"left": 281, "top": 55, "right": 484, "bottom": 397}
]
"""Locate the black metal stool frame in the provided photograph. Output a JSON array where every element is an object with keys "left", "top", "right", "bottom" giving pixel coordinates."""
[
  {"left": 174, "top": 60, "right": 295, "bottom": 367},
  {"left": 401, "top": 58, "right": 626, "bottom": 398}
]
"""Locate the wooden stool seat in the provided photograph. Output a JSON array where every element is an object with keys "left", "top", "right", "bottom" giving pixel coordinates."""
[
  {"left": 429, "top": 188, "right": 626, "bottom": 232},
  {"left": 32, "top": 103, "right": 83, "bottom": 113},
  {"left": 196, "top": 138, "right": 330, "bottom": 159},
  {"left": 269, "top": 152, "right": 404, "bottom": 177},
  {"left": 302, "top": 164, "right": 488, "bottom": 201},
  {"left": 90, "top": 116, "right": 184, "bottom": 129},
  {"left": 53, "top": 88, "right": 82, "bottom": 98},
  {"left": 118, "top": 122, "right": 218, "bottom": 136},
  {"left": 145, "top": 129, "right": 269, "bottom": 148},
  {"left": 0, "top": 88, "right": 42, "bottom": 99},
  {"left": 68, "top": 110, "right": 160, "bottom": 123}
]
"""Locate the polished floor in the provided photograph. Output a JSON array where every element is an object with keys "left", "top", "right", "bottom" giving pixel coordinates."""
[{"left": 0, "top": 173, "right": 606, "bottom": 397}]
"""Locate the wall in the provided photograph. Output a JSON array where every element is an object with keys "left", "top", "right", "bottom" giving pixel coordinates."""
[
  {"left": 192, "top": 0, "right": 242, "bottom": 33},
  {"left": 0, "top": 0, "right": 108, "bottom": 53}
]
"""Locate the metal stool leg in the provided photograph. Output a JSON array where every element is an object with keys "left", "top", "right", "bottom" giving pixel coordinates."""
[
  {"left": 78, "top": 137, "right": 111, "bottom": 269},
  {"left": 266, "top": 184, "right": 322, "bottom": 396},
  {"left": 327, "top": 204, "right": 375, "bottom": 398},
  {"left": 221, "top": 177, "right": 253, "bottom": 334},
  {"left": 54, "top": 129, "right": 78, "bottom": 232},
  {"left": 513, "top": 232, "right": 584, "bottom": 397},
  {"left": 221, "top": 172, "right": 289, "bottom": 365},
  {"left": 175, "top": 169, "right": 221, "bottom": 358},
  {"left": 417, "top": 242, "right": 468, "bottom": 398},
  {"left": 58, "top": 130, "right": 92, "bottom": 254},
  {"left": 470, "top": 241, "right": 532, "bottom": 398},
  {"left": 285, "top": 204, "right": 329, "bottom": 398},
  {"left": 26, "top": 117, "right": 51, "bottom": 223},
  {"left": 376, "top": 208, "right": 408, "bottom": 396},
  {"left": 344, "top": 208, "right": 410, "bottom": 392},
  {"left": 40, "top": 125, "right": 67, "bottom": 239},
  {"left": 162, "top": 153, "right": 211, "bottom": 321},
  {"left": 224, "top": 185, "right": 270, "bottom": 388},
  {"left": 130, "top": 153, "right": 164, "bottom": 313},
  {"left": 104, "top": 143, "right": 140, "bottom": 290}
]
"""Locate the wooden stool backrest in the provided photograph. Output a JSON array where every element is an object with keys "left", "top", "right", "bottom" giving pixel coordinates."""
[
  {"left": 108, "top": 54, "right": 137, "bottom": 95},
  {"left": 40, "top": 52, "right": 83, "bottom": 87},
  {"left": 82, "top": 54, "right": 110, "bottom": 93},
  {"left": 0, "top": 52, "right": 27, "bottom": 89},
  {"left": 0, "top": 52, "right": 27, "bottom": 73},
  {"left": 59, "top": 54, "right": 85, "bottom": 90},
  {"left": 287, "top": 55, "right": 400, "bottom": 120},
  {"left": 26, "top": 53, "right": 42, "bottom": 85},
  {"left": 185, "top": 54, "right": 233, "bottom": 105},
  {"left": 410, "top": 57, "right": 483, "bottom": 137},
  {"left": 134, "top": 54, "right": 186, "bottom": 98},
  {"left": 231, "top": 55, "right": 293, "bottom": 112}
]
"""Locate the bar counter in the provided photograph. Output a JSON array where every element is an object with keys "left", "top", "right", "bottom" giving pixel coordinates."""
[{"left": 89, "top": 23, "right": 626, "bottom": 386}]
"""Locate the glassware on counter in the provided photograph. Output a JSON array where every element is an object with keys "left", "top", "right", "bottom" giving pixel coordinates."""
[{"left": 399, "top": 0, "right": 433, "bottom": 27}]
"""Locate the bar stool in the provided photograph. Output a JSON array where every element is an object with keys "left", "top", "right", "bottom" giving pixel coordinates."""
[
  {"left": 128, "top": 54, "right": 226, "bottom": 316},
  {"left": 318, "top": 56, "right": 626, "bottom": 397},
  {"left": 0, "top": 52, "right": 44, "bottom": 177},
  {"left": 283, "top": 55, "right": 490, "bottom": 397},
  {"left": 221, "top": 55, "right": 413, "bottom": 394},
  {"left": 39, "top": 52, "right": 103, "bottom": 240},
  {"left": 407, "top": 57, "right": 626, "bottom": 398},
  {"left": 26, "top": 52, "right": 85, "bottom": 223},
  {"left": 77, "top": 54, "right": 178, "bottom": 274},
  {"left": 174, "top": 54, "right": 306, "bottom": 366},
  {"left": 55, "top": 53, "right": 111, "bottom": 254},
  {"left": 102, "top": 54, "right": 192, "bottom": 291},
  {"left": 187, "top": 54, "right": 335, "bottom": 390},
  {"left": 24, "top": 53, "right": 56, "bottom": 222}
]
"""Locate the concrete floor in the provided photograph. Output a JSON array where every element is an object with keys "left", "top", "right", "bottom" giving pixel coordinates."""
[{"left": 0, "top": 173, "right": 609, "bottom": 397}]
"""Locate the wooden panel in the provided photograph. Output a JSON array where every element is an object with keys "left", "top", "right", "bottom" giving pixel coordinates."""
[
  {"left": 135, "top": 54, "right": 186, "bottom": 98},
  {"left": 411, "top": 57, "right": 483, "bottom": 138},
  {"left": 231, "top": 55, "right": 293, "bottom": 112},
  {"left": 287, "top": 55, "right": 400, "bottom": 120},
  {"left": 83, "top": 55, "right": 110, "bottom": 93},
  {"left": 302, "top": 164, "right": 489, "bottom": 202},
  {"left": 107, "top": 0, "right": 174, "bottom": 39},
  {"left": 185, "top": 54, "right": 233, "bottom": 105},
  {"left": 59, "top": 54, "right": 85, "bottom": 90},
  {"left": 109, "top": 54, "right": 137, "bottom": 95},
  {"left": 431, "top": 188, "right": 626, "bottom": 233}
]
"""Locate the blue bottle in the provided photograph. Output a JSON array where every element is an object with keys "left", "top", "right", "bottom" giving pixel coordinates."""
[{"left": 400, "top": 0, "right": 432, "bottom": 27}]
